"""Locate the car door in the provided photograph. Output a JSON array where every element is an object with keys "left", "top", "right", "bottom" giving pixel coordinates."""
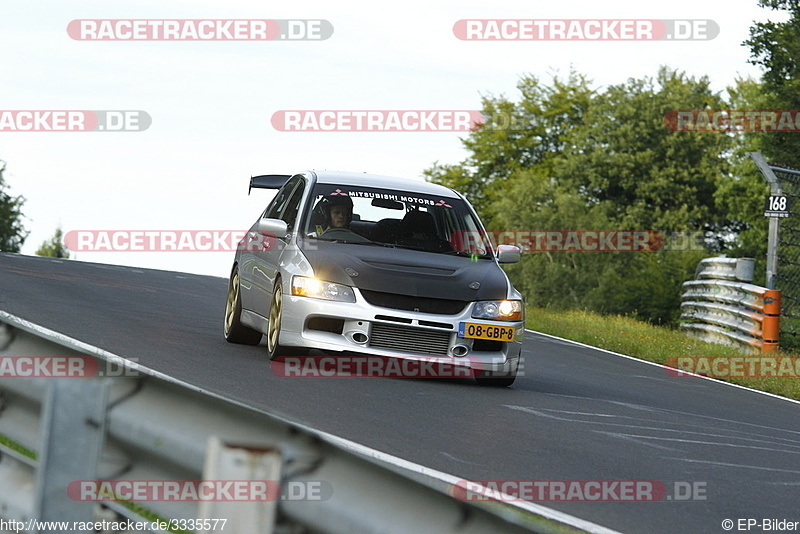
[{"left": 246, "top": 175, "right": 306, "bottom": 317}]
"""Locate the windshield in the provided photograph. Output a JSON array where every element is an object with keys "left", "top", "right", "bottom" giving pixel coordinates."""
[{"left": 303, "top": 184, "right": 493, "bottom": 257}]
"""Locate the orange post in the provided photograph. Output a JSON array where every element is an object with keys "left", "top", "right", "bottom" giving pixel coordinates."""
[
  {"left": 762, "top": 342, "right": 780, "bottom": 353},
  {"left": 762, "top": 316, "right": 780, "bottom": 342},
  {"left": 763, "top": 290, "right": 781, "bottom": 316},
  {"left": 762, "top": 290, "right": 781, "bottom": 352}
]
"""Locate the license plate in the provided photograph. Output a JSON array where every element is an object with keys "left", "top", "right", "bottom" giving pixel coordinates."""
[{"left": 458, "top": 322, "right": 515, "bottom": 341}]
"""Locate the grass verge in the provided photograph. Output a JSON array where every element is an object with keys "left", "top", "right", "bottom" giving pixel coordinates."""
[{"left": 526, "top": 307, "right": 800, "bottom": 401}]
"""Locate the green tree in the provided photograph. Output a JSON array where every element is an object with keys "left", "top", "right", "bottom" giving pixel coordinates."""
[
  {"left": 0, "top": 160, "right": 28, "bottom": 252},
  {"left": 745, "top": 0, "right": 800, "bottom": 168},
  {"left": 725, "top": 0, "right": 800, "bottom": 261},
  {"left": 427, "top": 68, "right": 729, "bottom": 324},
  {"left": 714, "top": 77, "right": 770, "bottom": 282},
  {"left": 35, "top": 226, "right": 70, "bottom": 258},
  {"left": 425, "top": 70, "right": 594, "bottom": 220},
  {"left": 558, "top": 67, "right": 732, "bottom": 234}
]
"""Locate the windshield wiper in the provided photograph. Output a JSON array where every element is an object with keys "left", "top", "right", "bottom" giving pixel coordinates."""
[
  {"left": 442, "top": 250, "right": 492, "bottom": 259},
  {"left": 331, "top": 240, "right": 397, "bottom": 248},
  {"left": 306, "top": 235, "right": 381, "bottom": 245}
]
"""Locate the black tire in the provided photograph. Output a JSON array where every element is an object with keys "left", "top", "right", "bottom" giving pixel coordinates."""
[
  {"left": 224, "top": 266, "right": 263, "bottom": 345},
  {"left": 475, "top": 357, "right": 519, "bottom": 387}
]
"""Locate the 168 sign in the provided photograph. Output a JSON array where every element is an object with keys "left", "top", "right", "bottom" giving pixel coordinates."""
[{"left": 765, "top": 195, "right": 790, "bottom": 218}]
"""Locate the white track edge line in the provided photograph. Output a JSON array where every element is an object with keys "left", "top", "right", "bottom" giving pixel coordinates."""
[{"left": 525, "top": 328, "right": 800, "bottom": 407}]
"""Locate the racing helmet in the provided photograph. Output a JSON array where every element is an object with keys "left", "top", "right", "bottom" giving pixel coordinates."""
[{"left": 320, "top": 193, "right": 353, "bottom": 226}]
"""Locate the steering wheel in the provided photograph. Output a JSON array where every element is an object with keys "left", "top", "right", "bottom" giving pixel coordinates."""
[{"left": 319, "top": 227, "right": 370, "bottom": 242}]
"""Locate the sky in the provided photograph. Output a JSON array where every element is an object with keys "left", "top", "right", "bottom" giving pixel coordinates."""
[{"left": 0, "top": 0, "right": 784, "bottom": 278}]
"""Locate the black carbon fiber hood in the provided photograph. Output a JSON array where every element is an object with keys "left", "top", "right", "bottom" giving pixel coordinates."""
[{"left": 301, "top": 240, "right": 509, "bottom": 301}]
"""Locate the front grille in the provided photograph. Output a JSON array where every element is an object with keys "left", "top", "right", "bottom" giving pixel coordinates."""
[
  {"left": 368, "top": 322, "right": 452, "bottom": 356},
  {"left": 360, "top": 289, "right": 467, "bottom": 315}
]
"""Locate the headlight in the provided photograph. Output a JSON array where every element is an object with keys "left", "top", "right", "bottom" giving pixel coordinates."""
[
  {"left": 291, "top": 276, "right": 356, "bottom": 302},
  {"left": 472, "top": 300, "right": 523, "bottom": 321}
]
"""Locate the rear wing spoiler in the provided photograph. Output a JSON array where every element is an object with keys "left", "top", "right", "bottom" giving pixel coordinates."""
[{"left": 249, "top": 174, "right": 292, "bottom": 195}]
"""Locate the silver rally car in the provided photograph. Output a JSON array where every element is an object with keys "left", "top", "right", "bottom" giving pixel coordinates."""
[{"left": 224, "top": 170, "right": 524, "bottom": 386}]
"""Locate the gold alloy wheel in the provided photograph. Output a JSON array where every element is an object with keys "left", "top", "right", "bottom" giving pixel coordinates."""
[
  {"left": 268, "top": 284, "right": 282, "bottom": 354},
  {"left": 224, "top": 271, "right": 239, "bottom": 336}
]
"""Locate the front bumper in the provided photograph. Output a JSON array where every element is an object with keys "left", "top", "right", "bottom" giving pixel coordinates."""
[{"left": 278, "top": 289, "right": 523, "bottom": 373}]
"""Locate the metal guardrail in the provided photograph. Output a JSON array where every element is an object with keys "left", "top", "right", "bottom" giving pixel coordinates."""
[
  {"left": 0, "top": 310, "right": 620, "bottom": 534},
  {"left": 694, "top": 256, "right": 755, "bottom": 282},
  {"left": 680, "top": 258, "right": 780, "bottom": 353}
]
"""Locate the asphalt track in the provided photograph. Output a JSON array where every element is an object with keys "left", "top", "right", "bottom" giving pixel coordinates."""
[{"left": 2, "top": 253, "right": 798, "bottom": 533}]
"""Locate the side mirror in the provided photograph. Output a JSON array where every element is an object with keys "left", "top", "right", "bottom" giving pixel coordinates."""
[
  {"left": 256, "top": 218, "right": 288, "bottom": 237},
  {"left": 240, "top": 218, "right": 289, "bottom": 253},
  {"left": 496, "top": 244, "right": 521, "bottom": 264}
]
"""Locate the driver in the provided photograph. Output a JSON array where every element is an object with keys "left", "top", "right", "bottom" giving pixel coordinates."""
[{"left": 321, "top": 194, "right": 353, "bottom": 231}]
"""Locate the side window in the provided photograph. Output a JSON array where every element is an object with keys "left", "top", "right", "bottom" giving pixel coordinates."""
[
  {"left": 263, "top": 176, "right": 301, "bottom": 220},
  {"left": 281, "top": 179, "right": 306, "bottom": 231}
]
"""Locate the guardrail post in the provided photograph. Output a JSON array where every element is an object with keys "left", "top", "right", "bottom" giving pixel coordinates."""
[
  {"left": 749, "top": 152, "right": 782, "bottom": 289},
  {"left": 34, "top": 377, "right": 109, "bottom": 528},
  {"left": 198, "top": 436, "right": 282, "bottom": 534}
]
